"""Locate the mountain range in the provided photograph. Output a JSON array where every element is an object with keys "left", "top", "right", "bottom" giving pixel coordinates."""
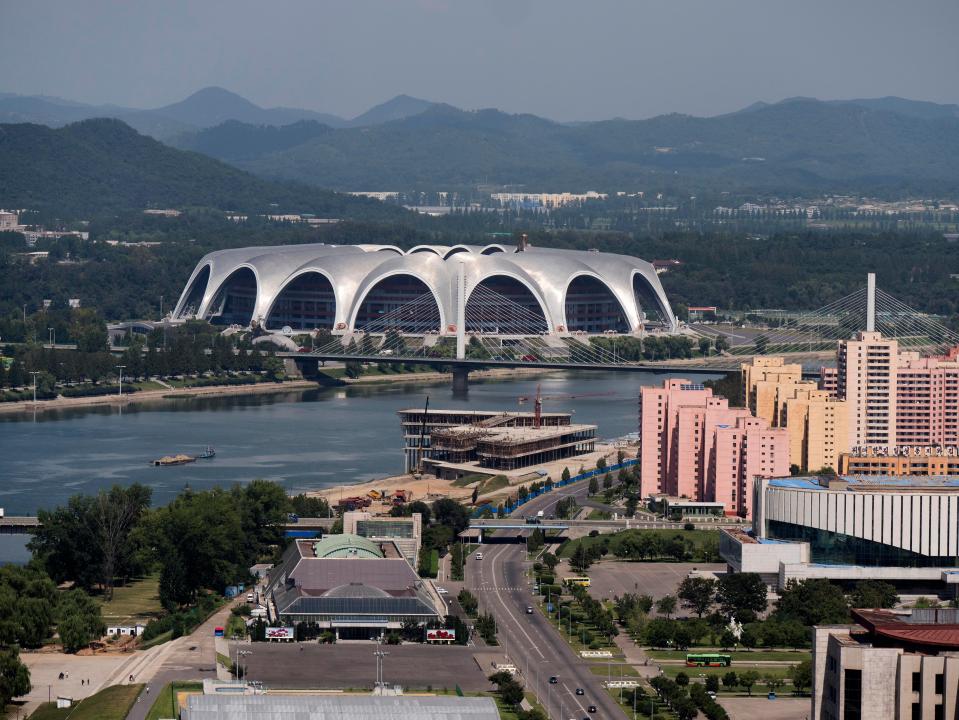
[
  {"left": 0, "top": 118, "right": 404, "bottom": 219},
  {"left": 0, "top": 87, "right": 437, "bottom": 140},
  {"left": 3, "top": 87, "right": 959, "bottom": 199},
  {"left": 172, "top": 96, "right": 959, "bottom": 196}
]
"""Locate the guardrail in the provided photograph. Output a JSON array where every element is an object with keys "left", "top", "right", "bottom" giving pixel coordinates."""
[
  {"left": 605, "top": 680, "right": 640, "bottom": 688},
  {"left": 580, "top": 650, "right": 614, "bottom": 658},
  {"left": 471, "top": 459, "right": 639, "bottom": 518}
]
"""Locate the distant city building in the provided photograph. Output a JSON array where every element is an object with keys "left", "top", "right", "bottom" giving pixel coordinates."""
[
  {"left": 489, "top": 191, "right": 607, "bottom": 208},
  {"left": 721, "top": 475, "right": 959, "bottom": 590},
  {"left": 142, "top": 208, "right": 181, "bottom": 217},
  {"left": 840, "top": 447, "right": 959, "bottom": 476},
  {"left": 687, "top": 306, "right": 717, "bottom": 320},
  {"left": 0, "top": 210, "right": 23, "bottom": 231},
  {"left": 813, "top": 608, "right": 959, "bottom": 720},
  {"left": 638, "top": 379, "right": 788, "bottom": 517}
]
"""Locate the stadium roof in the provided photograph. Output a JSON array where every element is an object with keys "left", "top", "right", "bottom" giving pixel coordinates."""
[
  {"left": 768, "top": 475, "right": 959, "bottom": 491},
  {"left": 183, "top": 695, "right": 499, "bottom": 720},
  {"left": 172, "top": 242, "right": 678, "bottom": 334}
]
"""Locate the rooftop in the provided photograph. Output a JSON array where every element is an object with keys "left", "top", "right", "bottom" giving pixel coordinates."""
[
  {"left": 851, "top": 608, "right": 959, "bottom": 650},
  {"left": 312, "top": 534, "right": 384, "bottom": 559},
  {"left": 183, "top": 694, "right": 499, "bottom": 720},
  {"left": 768, "top": 475, "right": 959, "bottom": 492}
]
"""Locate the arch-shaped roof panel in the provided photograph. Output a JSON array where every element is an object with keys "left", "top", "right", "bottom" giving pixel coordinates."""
[
  {"left": 312, "top": 534, "right": 384, "bottom": 559},
  {"left": 173, "top": 243, "right": 677, "bottom": 334}
]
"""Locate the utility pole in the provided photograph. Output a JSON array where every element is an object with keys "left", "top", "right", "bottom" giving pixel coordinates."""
[
  {"left": 866, "top": 272, "right": 876, "bottom": 333},
  {"left": 116, "top": 365, "right": 126, "bottom": 398},
  {"left": 47, "top": 327, "right": 54, "bottom": 347}
]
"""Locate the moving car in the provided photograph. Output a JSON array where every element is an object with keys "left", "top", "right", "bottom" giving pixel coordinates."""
[
  {"left": 548, "top": 676, "right": 558, "bottom": 684},
  {"left": 475, "top": 552, "right": 483, "bottom": 560},
  {"left": 587, "top": 706, "right": 597, "bottom": 713},
  {"left": 575, "top": 688, "right": 584, "bottom": 696},
  {"left": 436, "top": 587, "right": 449, "bottom": 594},
  {"left": 526, "top": 605, "right": 533, "bottom": 614}
]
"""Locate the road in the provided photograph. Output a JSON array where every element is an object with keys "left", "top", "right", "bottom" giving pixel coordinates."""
[{"left": 468, "top": 479, "right": 629, "bottom": 720}]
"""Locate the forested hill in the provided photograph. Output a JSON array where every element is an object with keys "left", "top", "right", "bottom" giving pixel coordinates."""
[
  {"left": 175, "top": 98, "right": 959, "bottom": 196},
  {"left": 0, "top": 118, "right": 403, "bottom": 219}
]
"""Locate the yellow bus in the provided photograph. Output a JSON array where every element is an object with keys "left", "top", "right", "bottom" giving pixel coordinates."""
[{"left": 564, "top": 576, "right": 591, "bottom": 588}]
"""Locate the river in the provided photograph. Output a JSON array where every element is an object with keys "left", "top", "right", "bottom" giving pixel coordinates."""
[{"left": 0, "top": 370, "right": 710, "bottom": 562}]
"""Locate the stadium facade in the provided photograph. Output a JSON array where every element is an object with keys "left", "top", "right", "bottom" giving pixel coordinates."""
[{"left": 171, "top": 242, "right": 677, "bottom": 335}]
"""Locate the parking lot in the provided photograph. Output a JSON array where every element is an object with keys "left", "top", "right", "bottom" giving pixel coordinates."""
[
  {"left": 235, "top": 642, "right": 493, "bottom": 692},
  {"left": 571, "top": 562, "right": 726, "bottom": 615},
  {"left": 718, "top": 695, "right": 809, "bottom": 720}
]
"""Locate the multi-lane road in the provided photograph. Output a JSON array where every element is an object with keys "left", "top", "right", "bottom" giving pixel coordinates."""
[{"left": 467, "top": 480, "right": 630, "bottom": 720}]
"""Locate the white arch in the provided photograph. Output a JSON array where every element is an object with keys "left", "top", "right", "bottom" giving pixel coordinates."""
[
  {"left": 481, "top": 244, "right": 508, "bottom": 255},
  {"left": 262, "top": 268, "right": 340, "bottom": 330},
  {"left": 199, "top": 264, "right": 261, "bottom": 324},
  {"left": 466, "top": 270, "right": 553, "bottom": 331},
  {"left": 346, "top": 269, "right": 447, "bottom": 332},
  {"left": 561, "top": 271, "right": 634, "bottom": 333},
  {"left": 443, "top": 245, "right": 473, "bottom": 259},
  {"left": 407, "top": 245, "right": 444, "bottom": 256},
  {"left": 173, "top": 262, "right": 212, "bottom": 319},
  {"left": 630, "top": 268, "right": 678, "bottom": 332}
]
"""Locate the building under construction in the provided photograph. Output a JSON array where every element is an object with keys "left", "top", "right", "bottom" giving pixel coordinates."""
[
  {"left": 427, "top": 421, "right": 597, "bottom": 474},
  {"left": 397, "top": 407, "right": 573, "bottom": 472}
]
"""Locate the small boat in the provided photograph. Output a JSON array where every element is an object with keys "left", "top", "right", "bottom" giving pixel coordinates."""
[
  {"left": 196, "top": 446, "right": 216, "bottom": 459},
  {"left": 151, "top": 454, "right": 196, "bottom": 467}
]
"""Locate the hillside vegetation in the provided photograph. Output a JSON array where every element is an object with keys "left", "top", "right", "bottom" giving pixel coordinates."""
[
  {"left": 0, "top": 118, "right": 402, "bottom": 218},
  {"left": 175, "top": 98, "right": 959, "bottom": 196}
]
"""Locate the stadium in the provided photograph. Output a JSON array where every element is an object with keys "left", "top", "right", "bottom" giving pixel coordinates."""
[{"left": 172, "top": 241, "right": 677, "bottom": 337}]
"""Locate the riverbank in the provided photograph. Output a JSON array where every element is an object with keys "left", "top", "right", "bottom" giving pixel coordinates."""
[{"left": 0, "top": 367, "right": 559, "bottom": 415}]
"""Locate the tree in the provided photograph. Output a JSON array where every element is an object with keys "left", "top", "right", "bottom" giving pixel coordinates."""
[
  {"left": 678, "top": 576, "right": 715, "bottom": 618},
  {"left": 92, "top": 484, "right": 153, "bottom": 599},
  {"left": 705, "top": 675, "right": 720, "bottom": 693},
  {"left": 644, "top": 618, "right": 673, "bottom": 648},
  {"left": 790, "top": 658, "right": 812, "bottom": 695},
  {"left": 596, "top": 457, "right": 607, "bottom": 471},
  {"left": 672, "top": 623, "right": 692, "bottom": 650},
  {"left": 849, "top": 580, "right": 899, "bottom": 609},
  {"left": 675, "top": 671, "right": 690, "bottom": 686},
  {"left": 739, "top": 670, "right": 759, "bottom": 696},
  {"left": 541, "top": 552, "right": 559, "bottom": 573},
  {"left": 588, "top": 475, "right": 599, "bottom": 495},
  {"left": 764, "top": 674, "right": 784, "bottom": 694},
  {"left": 56, "top": 588, "right": 105, "bottom": 653},
  {"left": 561, "top": 467, "right": 571, "bottom": 483},
  {"left": 656, "top": 595, "right": 677, "bottom": 619},
  {"left": 457, "top": 589, "right": 478, "bottom": 617},
  {"left": 571, "top": 544, "right": 593, "bottom": 573},
  {"left": 774, "top": 579, "right": 849, "bottom": 626},
  {"left": 0, "top": 565, "right": 57, "bottom": 648},
  {"left": 722, "top": 671, "right": 739, "bottom": 691},
  {"left": 715, "top": 573, "right": 768, "bottom": 621},
  {"left": 673, "top": 695, "right": 699, "bottom": 720},
  {"left": 432, "top": 498, "right": 470, "bottom": 535},
  {"left": 699, "top": 337, "right": 712, "bottom": 357},
  {"left": 602, "top": 472, "right": 612, "bottom": 490},
  {"left": 527, "top": 528, "right": 545, "bottom": 553},
  {"left": 0, "top": 647, "right": 31, "bottom": 711},
  {"left": 715, "top": 335, "right": 730, "bottom": 353}
]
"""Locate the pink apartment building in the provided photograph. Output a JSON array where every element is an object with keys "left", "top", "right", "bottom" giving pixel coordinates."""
[{"left": 638, "top": 379, "right": 789, "bottom": 517}]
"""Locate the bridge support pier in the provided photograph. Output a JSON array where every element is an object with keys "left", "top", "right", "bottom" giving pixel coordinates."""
[{"left": 452, "top": 366, "right": 470, "bottom": 395}]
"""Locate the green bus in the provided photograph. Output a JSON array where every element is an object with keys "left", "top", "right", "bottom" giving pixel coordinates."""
[{"left": 685, "top": 653, "right": 732, "bottom": 667}]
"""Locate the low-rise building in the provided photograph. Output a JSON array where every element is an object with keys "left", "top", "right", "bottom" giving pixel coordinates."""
[
  {"left": 265, "top": 535, "right": 444, "bottom": 640},
  {"left": 342, "top": 511, "right": 422, "bottom": 566},
  {"left": 183, "top": 695, "right": 499, "bottom": 720},
  {"left": 813, "top": 608, "right": 959, "bottom": 720}
]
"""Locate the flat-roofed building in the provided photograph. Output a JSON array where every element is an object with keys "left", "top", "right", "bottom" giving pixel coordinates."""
[
  {"left": 813, "top": 608, "right": 959, "bottom": 720},
  {"left": 741, "top": 356, "right": 803, "bottom": 423},
  {"left": 723, "top": 474, "right": 959, "bottom": 591},
  {"left": 840, "top": 448, "right": 959, "bottom": 476},
  {"left": 342, "top": 511, "right": 422, "bottom": 566},
  {"left": 183, "top": 695, "right": 499, "bottom": 720},
  {"left": 837, "top": 331, "right": 899, "bottom": 449}
]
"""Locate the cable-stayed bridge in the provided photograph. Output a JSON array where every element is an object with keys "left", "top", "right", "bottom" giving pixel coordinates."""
[{"left": 278, "top": 274, "right": 959, "bottom": 388}]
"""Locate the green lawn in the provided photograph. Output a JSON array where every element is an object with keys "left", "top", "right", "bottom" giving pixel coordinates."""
[
  {"left": 647, "top": 649, "right": 809, "bottom": 663},
  {"left": 588, "top": 663, "right": 640, "bottom": 678},
  {"left": 29, "top": 684, "right": 143, "bottom": 720},
  {"left": 557, "top": 528, "right": 720, "bottom": 561},
  {"left": 481, "top": 475, "right": 509, "bottom": 493},
  {"left": 98, "top": 574, "right": 163, "bottom": 625},
  {"left": 663, "top": 664, "right": 793, "bottom": 682},
  {"left": 144, "top": 681, "right": 203, "bottom": 720}
]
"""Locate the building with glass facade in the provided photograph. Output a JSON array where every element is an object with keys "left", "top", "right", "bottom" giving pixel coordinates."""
[{"left": 720, "top": 475, "right": 959, "bottom": 591}]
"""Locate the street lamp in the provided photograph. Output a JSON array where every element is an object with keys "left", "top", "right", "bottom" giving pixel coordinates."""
[
  {"left": 373, "top": 649, "right": 390, "bottom": 691},
  {"left": 237, "top": 649, "right": 252, "bottom": 681},
  {"left": 47, "top": 327, "right": 54, "bottom": 346},
  {"left": 116, "top": 365, "right": 126, "bottom": 398},
  {"left": 29, "top": 371, "right": 39, "bottom": 404}
]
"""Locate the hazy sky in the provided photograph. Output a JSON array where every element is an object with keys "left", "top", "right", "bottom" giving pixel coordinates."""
[{"left": 2, "top": 0, "right": 957, "bottom": 121}]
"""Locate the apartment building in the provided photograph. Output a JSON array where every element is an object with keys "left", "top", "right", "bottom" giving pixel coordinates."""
[
  {"left": 639, "top": 379, "right": 788, "bottom": 517},
  {"left": 837, "top": 331, "right": 898, "bottom": 449}
]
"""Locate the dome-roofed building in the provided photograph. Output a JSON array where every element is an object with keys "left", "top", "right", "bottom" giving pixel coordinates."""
[
  {"left": 311, "top": 533, "right": 384, "bottom": 559},
  {"left": 265, "top": 538, "right": 444, "bottom": 640},
  {"left": 172, "top": 240, "right": 678, "bottom": 336}
]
